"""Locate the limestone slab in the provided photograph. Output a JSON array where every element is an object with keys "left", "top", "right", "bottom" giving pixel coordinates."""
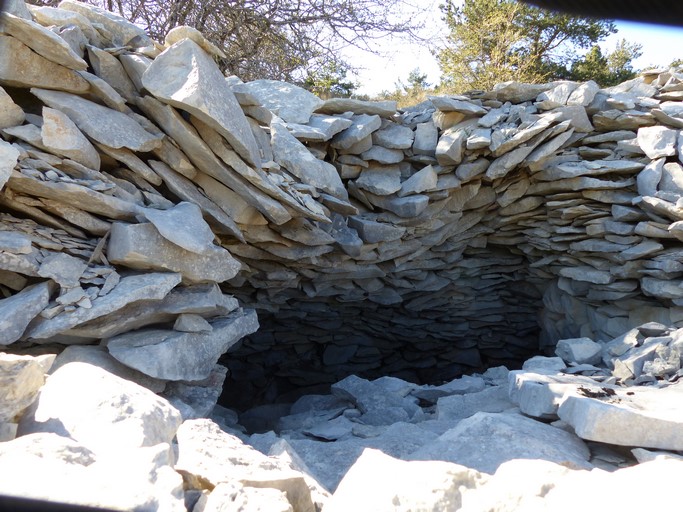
[
  {"left": 107, "top": 309, "right": 258, "bottom": 381},
  {"left": 142, "top": 38, "right": 261, "bottom": 167},
  {"left": 41, "top": 107, "right": 100, "bottom": 170},
  {"left": 234, "top": 79, "right": 322, "bottom": 124},
  {"left": 31, "top": 88, "right": 162, "bottom": 152},
  {"left": 0, "top": 12, "right": 88, "bottom": 70},
  {"left": 107, "top": 222, "right": 241, "bottom": 284},
  {"left": 0, "top": 36, "right": 89, "bottom": 92},
  {"left": 24, "top": 272, "right": 181, "bottom": 340},
  {"left": 0, "top": 86, "right": 24, "bottom": 129},
  {"left": 558, "top": 384, "right": 683, "bottom": 450}
]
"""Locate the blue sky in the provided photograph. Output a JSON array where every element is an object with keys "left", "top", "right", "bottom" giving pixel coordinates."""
[{"left": 347, "top": 10, "right": 683, "bottom": 96}]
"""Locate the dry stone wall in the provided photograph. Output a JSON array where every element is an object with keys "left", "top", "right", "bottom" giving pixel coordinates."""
[{"left": 2, "top": 0, "right": 683, "bottom": 409}]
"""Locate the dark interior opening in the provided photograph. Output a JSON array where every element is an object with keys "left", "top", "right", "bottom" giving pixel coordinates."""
[{"left": 217, "top": 247, "right": 552, "bottom": 412}]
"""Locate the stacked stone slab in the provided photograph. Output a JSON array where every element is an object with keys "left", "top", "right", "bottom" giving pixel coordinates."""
[{"left": 2, "top": 0, "right": 683, "bottom": 407}]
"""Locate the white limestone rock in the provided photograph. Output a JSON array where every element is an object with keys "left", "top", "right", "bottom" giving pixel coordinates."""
[
  {"left": 555, "top": 337, "right": 603, "bottom": 365},
  {"left": 107, "top": 222, "right": 240, "bottom": 284},
  {"left": 558, "top": 383, "right": 683, "bottom": 450},
  {"left": 31, "top": 88, "right": 162, "bottom": 152},
  {"left": 41, "top": 107, "right": 100, "bottom": 170},
  {"left": 175, "top": 419, "right": 316, "bottom": 512},
  {"left": 164, "top": 25, "right": 226, "bottom": 58},
  {"left": 18, "top": 362, "right": 182, "bottom": 456},
  {"left": 0, "top": 433, "right": 185, "bottom": 511},
  {"left": 271, "top": 117, "right": 347, "bottom": 199},
  {"left": 107, "top": 309, "right": 258, "bottom": 381},
  {"left": 331, "top": 114, "right": 382, "bottom": 151},
  {"left": 59, "top": 0, "right": 154, "bottom": 47},
  {"left": 234, "top": 79, "right": 323, "bottom": 124},
  {"left": 24, "top": 272, "right": 182, "bottom": 340},
  {"left": 142, "top": 38, "right": 261, "bottom": 167},
  {"left": 567, "top": 80, "right": 600, "bottom": 106},
  {"left": 409, "top": 411, "right": 592, "bottom": 474},
  {"left": 0, "top": 282, "right": 52, "bottom": 345},
  {"left": 372, "top": 122, "right": 414, "bottom": 149},
  {"left": 0, "top": 86, "right": 24, "bottom": 129},
  {"left": 143, "top": 202, "right": 216, "bottom": 255},
  {"left": 355, "top": 165, "right": 402, "bottom": 196},
  {"left": 637, "top": 125, "right": 678, "bottom": 159},
  {"left": 0, "top": 353, "right": 55, "bottom": 423},
  {"left": 0, "top": 12, "right": 88, "bottom": 70},
  {"left": 0, "top": 139, "right": 20, "bottom": 192},
  {"left": 325, "top": 448, "right": 482, "bottom": 512},
  {"left": 0, "top": 35, "right": 89, "bottom": 92},
  {"left": 398, "top": 165, "right": 438, "bottom": 197},
  {"left": 437, "top": 385, "right": 514, "bottom": 421},
  {"left": 315, "top": 98, "right": 396, "bottom": 118},
  {"left": 412, "top": 121, "right": 438, "bottom": 156}
]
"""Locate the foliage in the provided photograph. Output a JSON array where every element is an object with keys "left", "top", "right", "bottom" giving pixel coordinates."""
[
  {"left": 568, "top": 39, "right": 643, "bottom": 86},
  {"left": 437, "top": 0, "right": 619, "bottom": 91},
  {"left": 377, "top": 67, "right": 435, "bottom": 107},
  {"left": 302, "top": 61, "right": 358, "bottom": 99},
  {"left": 30, "top": 0, "right": 425, "bottom": 83}
]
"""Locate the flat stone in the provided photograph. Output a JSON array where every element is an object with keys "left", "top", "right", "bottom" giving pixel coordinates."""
[
  {"left": 437, "top": 385, "right": 514, "bottom": 421},
  {"left": 559, "top": 266, "right": 613, "bottom": 285},
  {"left": 287, "top": 114, "right": 353, "bottom": 141},
  {"left": 24, "top": 272, "right": 182, "bottom": 340},
  {"left": 41, "top": 107, "right": 100, "bottom": 170},
  {"left": 0, "top": 432, "right": 184, "bottom": 511},
  {"left": 0, "top": 36, "right": 89, "bottom": 92},
  {"left": 364, "top": 192, "right": 430, "bottom": 218},
  {"left": 567, "top": 80, "right": 600, "bottom": 106},
  {"left": 436, "top": 125, "right": 468, "bottom": 165},
  {"left": 142, "top": 38, "right": 260, "bottom": 167},
  {"left": 173, "top": 313, "right": 213, "bottom": 333},
  {"left": 558, "top": 384, "right": 683, "bottom": 450},
  {"left": 164, "top": 25, "right": 226, "bottom": 58},
  {"left": 398, "top": 165, "right": 438, "bottom": 197},
  {"left": 107, "top": 222, "right": 241, "bottom": 284},
  {"left": 325, "top": 448, "right": 481, "bottom": 512},
  {"left": 0, "top": 139, "right": 20, "bottom": 191},
  {"left": 536, "top": 82, "right": 579, "bottom": 107},
  {"left": 372, "top": 123, "right": 414, "bottom": 149},
  {"left": 409, "top": 411, "right": 591, "bottom": 474},
  {"left": 0, "top": 12, "right": 88, "bottom": 70},
  {"left": 59, "top": 0, "right": 153, "bottom": 47},
  {"left": 555, "top": 337, "right": 603, "bottom": 365},
  {"left": 31, "top": 88, "right": 162, "bottom": 152},
  {"left": 271, "top": 117, "right": 346, "bottom": 199},
  {"left": 355, "top": 165, "right": 401, "bottom": 196},
  {"left": 413, "top": 121, "right": 438, "bottom": 156},
  {"left": 0, "top": 86, "right": 24, "bottom": 129},
  {"left": 315, "top": 98, "right": 396, "bottom": 118},
  {"left": 429, "top": 95, "right": 486, "bottom": 115},
  {"left": 18, "top": 361, "right": 181, "bottom": 457},
  {"left": 66, "top": 283, "right": 236, "bottom": 339},
  {"left": 143, "top": 202, "right": 216, "bottom": 255},
  {"left": 361, "top": 145, "right": 403, "bottom": 164},
  {"left": 0, "top": 353, "right": 55, "bottom": 422},
  {"left": 86, "top": 45, "right": 137, "bottom": 101},
  {"left": 347, "top": 215, "right": 405, "bottom": 243},
  {"left": 50, "top": 345, "right": 166, "bottom": 393},
  {"left": 641, "top": 277, "right": 683, "bottom": 299},
  {"left": 411, "top": 375, "right": 486, "bottom": 403},
  {"left": 107, "top": 309, "right": 258, "bottom": 381},
  {"left": 195, "top": 483, "right": 293, "bottom": 512},
  {"left": 175, "top": 419, "right": 315, "bottom": 512},
  {"left": 37, "top": 252, "right": 87, "bottom": 288},
  {"left": 234, "top": 79, "right": 322, "bottom": 124},
  {"left": 493, "top": 81, "right": 553, "bottom": 103},
  {"left": 331, "top": 114, "right": 382, "bottom": 150},
  {"left": 637, "top": 125, "right": 678, "bottom": 159},
  {"left": 29, "top": 6, "right": 102, "bottom": 46}
]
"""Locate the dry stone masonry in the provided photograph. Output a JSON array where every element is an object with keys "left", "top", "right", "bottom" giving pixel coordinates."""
[{"left": 1, "top": 0, "right": 683, "bottom": 510}]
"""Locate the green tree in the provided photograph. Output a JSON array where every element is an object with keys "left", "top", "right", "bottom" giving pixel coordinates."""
[
  {"left": 568, "top": 39, "right": 642, "bottom": 86},
  {"left": 302, "top": 61, "right": 359, "bottom": 99},
  {"left": 30, "top": 0, "right": 425, "bottom": 83},
  {"left": 437, "top": 0, "right": 617, "bottom": 91}
]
